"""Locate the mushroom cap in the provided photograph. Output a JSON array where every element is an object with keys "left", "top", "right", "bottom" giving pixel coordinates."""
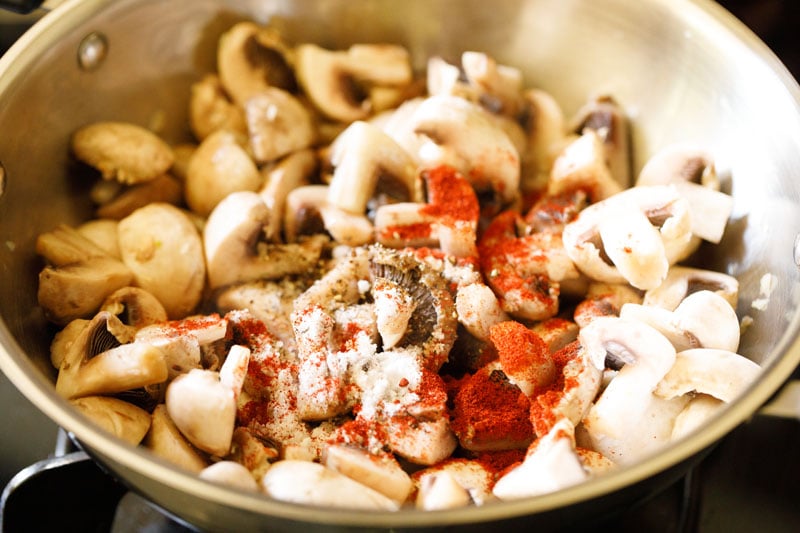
[
  {"left": 199, "top": 461, "right": 260, "bottom": 492},
  {"left": 71, "top": 121, "right": 174, "bottom": 185},
  {"left": 654, "top": 348, "right": 761, "bottom": 403},
  {"left": 245, "top": 87, "right": 315, "bottom": 164},
  {"left": 70, "top": 395, "right": 151, "bottom": 445},
  {"left": 323, "top": 445, "right": 414, "bottom": 504},
  {"left": 184, "top": 130, "right": 263, "bottom": 217},
  {"left": 261, "top": 460, "right": 399, "bottom": 510},
  {"left": 189, "top": 74, "right": 247, "bottom": 141},
  {"left": 117, "top": 203, "right": 206, "bottom": 319},
  {"left": 165, "top": 368, "right": 237, "bottom": 457},
  {"left": 295, "top": 43, "right": 370, "bottom": 123},
  {"left": 217, "top": 22, "right": 296, "bottom": 107},
  {"left": 144, "top": 404, "right": 208, "bottom": 473},
  {"left": 203, "top": 191, "right": 328, "bottom": 289}
]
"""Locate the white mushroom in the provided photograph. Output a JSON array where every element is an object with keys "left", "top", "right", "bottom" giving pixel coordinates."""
[
  {"left": 216, "top": 22, "right": 296, "bottom": 107},
  {"left": 188, "top": 74, "right": 248, "bottom": 141},
  {"left": 620, "top": 290, "right": 740, "bottom": 352},
  {"left": 294, "top": 44, "right": 370, "bottom": 123},
  {"left": 261, "top": 460, "right": 399, "bottom": 510},
  {"left": 95, "top": 175, "right": 184, "bottom": 221},
  {"left": 203, "top": 191, "right": 328, "bottom": 289},
  {"left": 184, "top": 130, "right": 262, "bottom": 217},
  {"left": 672, "top": 180, "right": 734, "bottom": 244},
  {"left": 36, "top": 224, "right": 133, "bottom": 325},
  {"left": 70, "top": 395, "right": 152, "bottom": 445},
  {"left": 413, "top": 458, "right": 495, "bottom": 506},
  {"left": 71, "top": 121, "right": 174, "bottom": 185},
  {"left": 455, "top": 282, "right": 510, "bottom": 342},
  {"left": 373, "top": 276, "right": 417, "bottom": 350},
  {"left": 258, "top": 148, "right": 318, "bottom": 242},
  {"left": 407, "top": 95, "right": 521, "bottom": 205},
  {"left": 77, "top": 219, "right": 121, "bottom": 259},
  {"left": 641, "top": 265, "right": 739, "bottom": 311},
  {"left": 55, "top": 312, "right": 167, "bottom": 400},
  {"left": 144, "top": 404, "right": 208, "bottom": 473},
  {"left": 416, "top": 470, "right": 472, "bottom": 510},
  {"left": 562, "top": 185, "right": 693, "bottom": 289},
  {"left": 519, "top": 88, "right": 566, "bottom": 192},
  {"left": 100, "top": 286, "right": 168, "bottom": 330},
  {"left": 670, "top": 394, "right": 725, "bottom": 440},
  {"left": 165, "top": 368, "right": 237, "bottom": 457},
  {"left": 569, "top": 95, "right": 631, "bottom": 189},
  {"left": 493, "top": 418, "right": 589, "bottom": 500},
  {"left": 199, "top": 461, "right": 259, "bottom": 492},
  {"left": 323, "top": 445, "right": 414, "bottom": 504},
  {"left": 327, "top": 120, "right": 419, "bottom": 215},
  {"left": 244, "top": 88, "right": 315, "bottom": 164},
  {"left": 654, "top": 348, "right": 761, "bottom": 403},
  {"left": 636, "top": 143, "right": 719, "bottom": 190},
  {"left": 117, "top": 203, "right": 206, "bottom": 319},
  {"left": 548, "top": 130, "right": 622, "bottom": 203},
  {"left": 579, "top": 317, "right": 676, "bottom": 441}
]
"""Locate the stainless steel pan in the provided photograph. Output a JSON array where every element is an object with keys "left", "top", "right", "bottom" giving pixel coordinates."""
[{"left": 1, "top": 0, "right": 799, "bottom": 530}]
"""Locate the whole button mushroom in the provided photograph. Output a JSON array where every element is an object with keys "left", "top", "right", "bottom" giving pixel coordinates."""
[{"left": 117, "top": 203, "right": 206, "bottom": 319}]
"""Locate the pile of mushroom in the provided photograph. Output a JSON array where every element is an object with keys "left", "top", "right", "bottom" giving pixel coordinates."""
[{"left": 35, "top": 20, "right": 761, "bottom": 510}]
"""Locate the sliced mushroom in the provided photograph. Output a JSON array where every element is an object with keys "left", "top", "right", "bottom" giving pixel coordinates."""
[
  {"left": 294, "top": 44, "right": 369, "bottom": 123},
  {"left": 261, "top": 460, "right": 399, "bottom": 510},
  {"left": 245, "top": 88, "right": 315, "bottom": 164},
  {"left": 620, "top": 290, "right": 740, "bottom": 352},
  {"left": 548, "top": 130, "right": 622, "bottom": 203},
  {"left": 412, "top": 458, "right": 495, "bottom": 507},
  {"left": 70, "top": 395, "right": 151, "bottom": 445},
  {"left": 636, "top": 143, "right": 719, "bottom": 190},
  {"left": 100, "top": 286, "right": 168, "bottom": 330},
  {"left": 520, "top": 88, "right": 567, "bottom": 192},
  {"left": 573, "top": 282, "right": 643, "bottom": 328},
  {"left": 491, "top": 321, "right": 556, "bottom": 398},
  {"left": 455, "top": 282, "right": 510, "bottom": 342},
  {"left": 71, "top": 121, "right": 175, "bottom": 185},
  {"left": 642, "top": 266, "right": 739, "bottom": 311},
  {"left": 561, "top": 185, "right": 693, "bottom": 289},
  {"left": 408, "top": 95, "right": 521, "bottom": 206},
  {"left": 50, "top": 318, "right": 89, "bottom": 369},
  {"left": 569, "top": 95, "right": 631, "bottom": 189},
  {"left": 203, "top": 191, "right": 328, "bottom": 289},
  {"left": 188, "top": 74, "right": 247, "bottom": 141},
  {"left": 283, "top": 184, "right": 330, "bottom": 243},
  {"left": 528, "top": 340, "right": 603, "bottom": 437},
  {"left": 672, "top": 180, "right": 733, "bottom": 244},
  {"left": 493, "top": 418, "right": 588, "bottom": 500},
  {"left": 77, "top": 219, "right": 121, "bottom": 259},
  {"left": 144, "top": 404, "right": 208, "bottom": 473},
  {"left": 184, "top": 130, "right": 262, "bottom": 217},
  {"left": 258, "top": 148, "right": 318, "bottom": 242},
  {"left": 654, "top": 348, "right": 761, "bottom": 403},
  {"left": 165, "top": 368, "right": 237, "bottom": 457},
  {"left": 216, "top": 22, "right": 296, "bottom": 107},
  {"left": 530, "top": 317, "right": 580, "bottom": 354},
  {"left": 342, "top": 44, "right": 414, "bottom": 88},
  {"left": 670, "top": 394, "right": 725, "bottom": 440},
  {"left": 369, "top": 246, "right": 458, "bottom": 371},
  {"left": 416, "top": 470, "right": 472, "bottom": 510},
  {"left": 117, "top": 203, "right": 206, "bottom": 319},
  {"left": 579, "top": 317, "right": 676, "bottom": 440},
  {"left": 199, "top": 461, "right": 259, "bottom": 492},
  {"left": 323, "top": 445, "right": 414, "bottom": 504},
  {"left": 95, "top": 174, "right": 183, "bottom": 221},
  {"left": 36, "top": 225, "right": 133, "bottom": 325},
  {"left": 55, "top": 311, "right": 167, "bottom": 400},
  {"left": 327, "top": 120, "right": 419, "bottom": 215}
]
